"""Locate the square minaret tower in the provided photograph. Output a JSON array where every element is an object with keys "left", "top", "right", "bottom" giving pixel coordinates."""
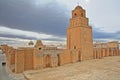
[{"left": 67, "top": 6, "right": 93, "bottom": 60}]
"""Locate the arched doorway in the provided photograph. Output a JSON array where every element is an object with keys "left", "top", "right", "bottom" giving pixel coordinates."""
[
  {"left": 57, "top": 54, "right": 60, "bottom": 66},
  {"left": 45, "top": 55, "right": 51, "bottom": 67},
  {"left": 78, "top": 51, "right": 82, "bottom": 61}
]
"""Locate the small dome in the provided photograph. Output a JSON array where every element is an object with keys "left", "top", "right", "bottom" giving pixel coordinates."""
[
  {"left": 28, "top": 41, "right": 34, "bottom": 46},
  {"left": 75, "top": 5, "right": 82, "bottom": 10}
]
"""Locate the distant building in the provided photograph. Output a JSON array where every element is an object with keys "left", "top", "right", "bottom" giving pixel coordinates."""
[{"left": 93, "top": 41, "right": 119, "bottom": 59}]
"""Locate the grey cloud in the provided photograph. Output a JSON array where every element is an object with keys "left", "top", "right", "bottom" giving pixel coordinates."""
[
  {"left": 0, "top": 0, "right": 120, "bottom": 43},
  {"left": 0, "top": 0, "right": 69, "bottom": 37},
  {"left": 0, "top": 34, "right": 36, "bottom": 40},
  {"left": 92, "top": 26, "right": 120, "bottom": 40}
]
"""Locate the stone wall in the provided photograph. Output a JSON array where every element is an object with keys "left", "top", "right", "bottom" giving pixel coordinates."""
[
  {"left": 93, "top": 48, "right": 120, "bottom": 59},
  {"left": 23, "top": 48, "right": 34, "bottom": 71},
  {"left": 58, "top": 50, "right": 71, "bottom": 66},
  {"left": 33, "top": 49, "right": 44, "bottom": 69},
  {"left": 15, "top": 49, "right": 24, "bottom": 73},
  {"left": 51, "top": 54, "right": 58, "bottom": 67}
]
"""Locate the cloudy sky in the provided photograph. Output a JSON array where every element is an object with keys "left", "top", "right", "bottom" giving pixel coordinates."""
[{"left": 0, "top": 0, "right": 120, "bottom": 45}]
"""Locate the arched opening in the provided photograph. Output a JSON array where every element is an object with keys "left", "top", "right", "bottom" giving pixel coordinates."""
[
  {"left": 45, "top": 55, "right": 51, "bottom": 67},
  {"left": 81, "top": 13, "right": 84, "bottom": 17},
  {"left": 57, "top": 54, "right": 60, "bottom": 66},
  {"left": 78, "top": 51, "right": 81, "bottom": 61},
  {"left": 74, "top": 46, "right": 76, "bottom": 49},
  {"left": 109, "top": 48, "right": 112, "bottom": 56},
  {"left": 96, "top": 51, "right": 98, "bottom": 59},
  {"left": 74, "top": 13, "right": 77, "bottom": 16},
  {"left": 101, "top": 50, "right": 103, "bottom": 58},
  {"left": 2, "top": 62, "right": 6, "bottom": 66},
  {"left": 104, "top": 49, "right": 107, "bottom": 57},
  {"left": 39, "top": 47, "right": 42, "bottom": 50}
]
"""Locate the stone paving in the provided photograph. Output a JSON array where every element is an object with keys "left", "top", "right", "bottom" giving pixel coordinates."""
[
  {"left": 24, "top": 56, "right": 120, "bottom": 80},
  {"left": 8, "top": 73, "right": 25, "bottom": 80}
]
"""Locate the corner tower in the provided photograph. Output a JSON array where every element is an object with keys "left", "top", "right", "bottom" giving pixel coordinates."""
[{"left": 67, "top": 5, "right": 93, "bottom": 60}]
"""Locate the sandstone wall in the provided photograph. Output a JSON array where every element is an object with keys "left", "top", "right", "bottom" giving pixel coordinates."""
[
  {"left": 15, "top": 49, "right": 24, "bottom": 73},
  {"left": 24, "top": 48, "right": 34, "bottom": 71}
]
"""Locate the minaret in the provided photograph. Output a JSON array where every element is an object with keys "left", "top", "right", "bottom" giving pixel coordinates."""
[{"left": 67, "top": 5, "right": 93, "bottom": 60}]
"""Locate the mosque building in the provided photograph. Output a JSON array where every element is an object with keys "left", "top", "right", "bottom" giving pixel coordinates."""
[{"left": 1, "top": 5, "right": 120, "bottom": 73}]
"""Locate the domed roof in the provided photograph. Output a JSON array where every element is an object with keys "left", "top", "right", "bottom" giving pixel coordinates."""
[
  {"left": 28, "top": 40, "right": 34, "bottom": 46},
  {"left": 75, "top": 5, "right": 82, "bottom": 10}
]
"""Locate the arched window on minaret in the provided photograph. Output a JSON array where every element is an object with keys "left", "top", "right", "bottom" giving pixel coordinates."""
[
  {"left": 74, "top": 46, "right": 76, "bottom": 49},
  {"left": 81, "top": 13, "right": 84, "bottom": 17},
  {"left": 74, "top": 13, "right": 77, "bottom": 16}
]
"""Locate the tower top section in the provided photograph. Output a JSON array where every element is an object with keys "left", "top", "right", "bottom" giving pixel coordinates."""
[
  {"left": 72, "top": 5, "right": 86, "bottom": 18},
  {"left": 75, "top": 5, "right": 83, "bottom": 10}
]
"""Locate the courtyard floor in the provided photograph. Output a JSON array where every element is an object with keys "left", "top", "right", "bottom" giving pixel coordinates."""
[{"left": 24, "top": 56, "right": 120, "bottom": 80}]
